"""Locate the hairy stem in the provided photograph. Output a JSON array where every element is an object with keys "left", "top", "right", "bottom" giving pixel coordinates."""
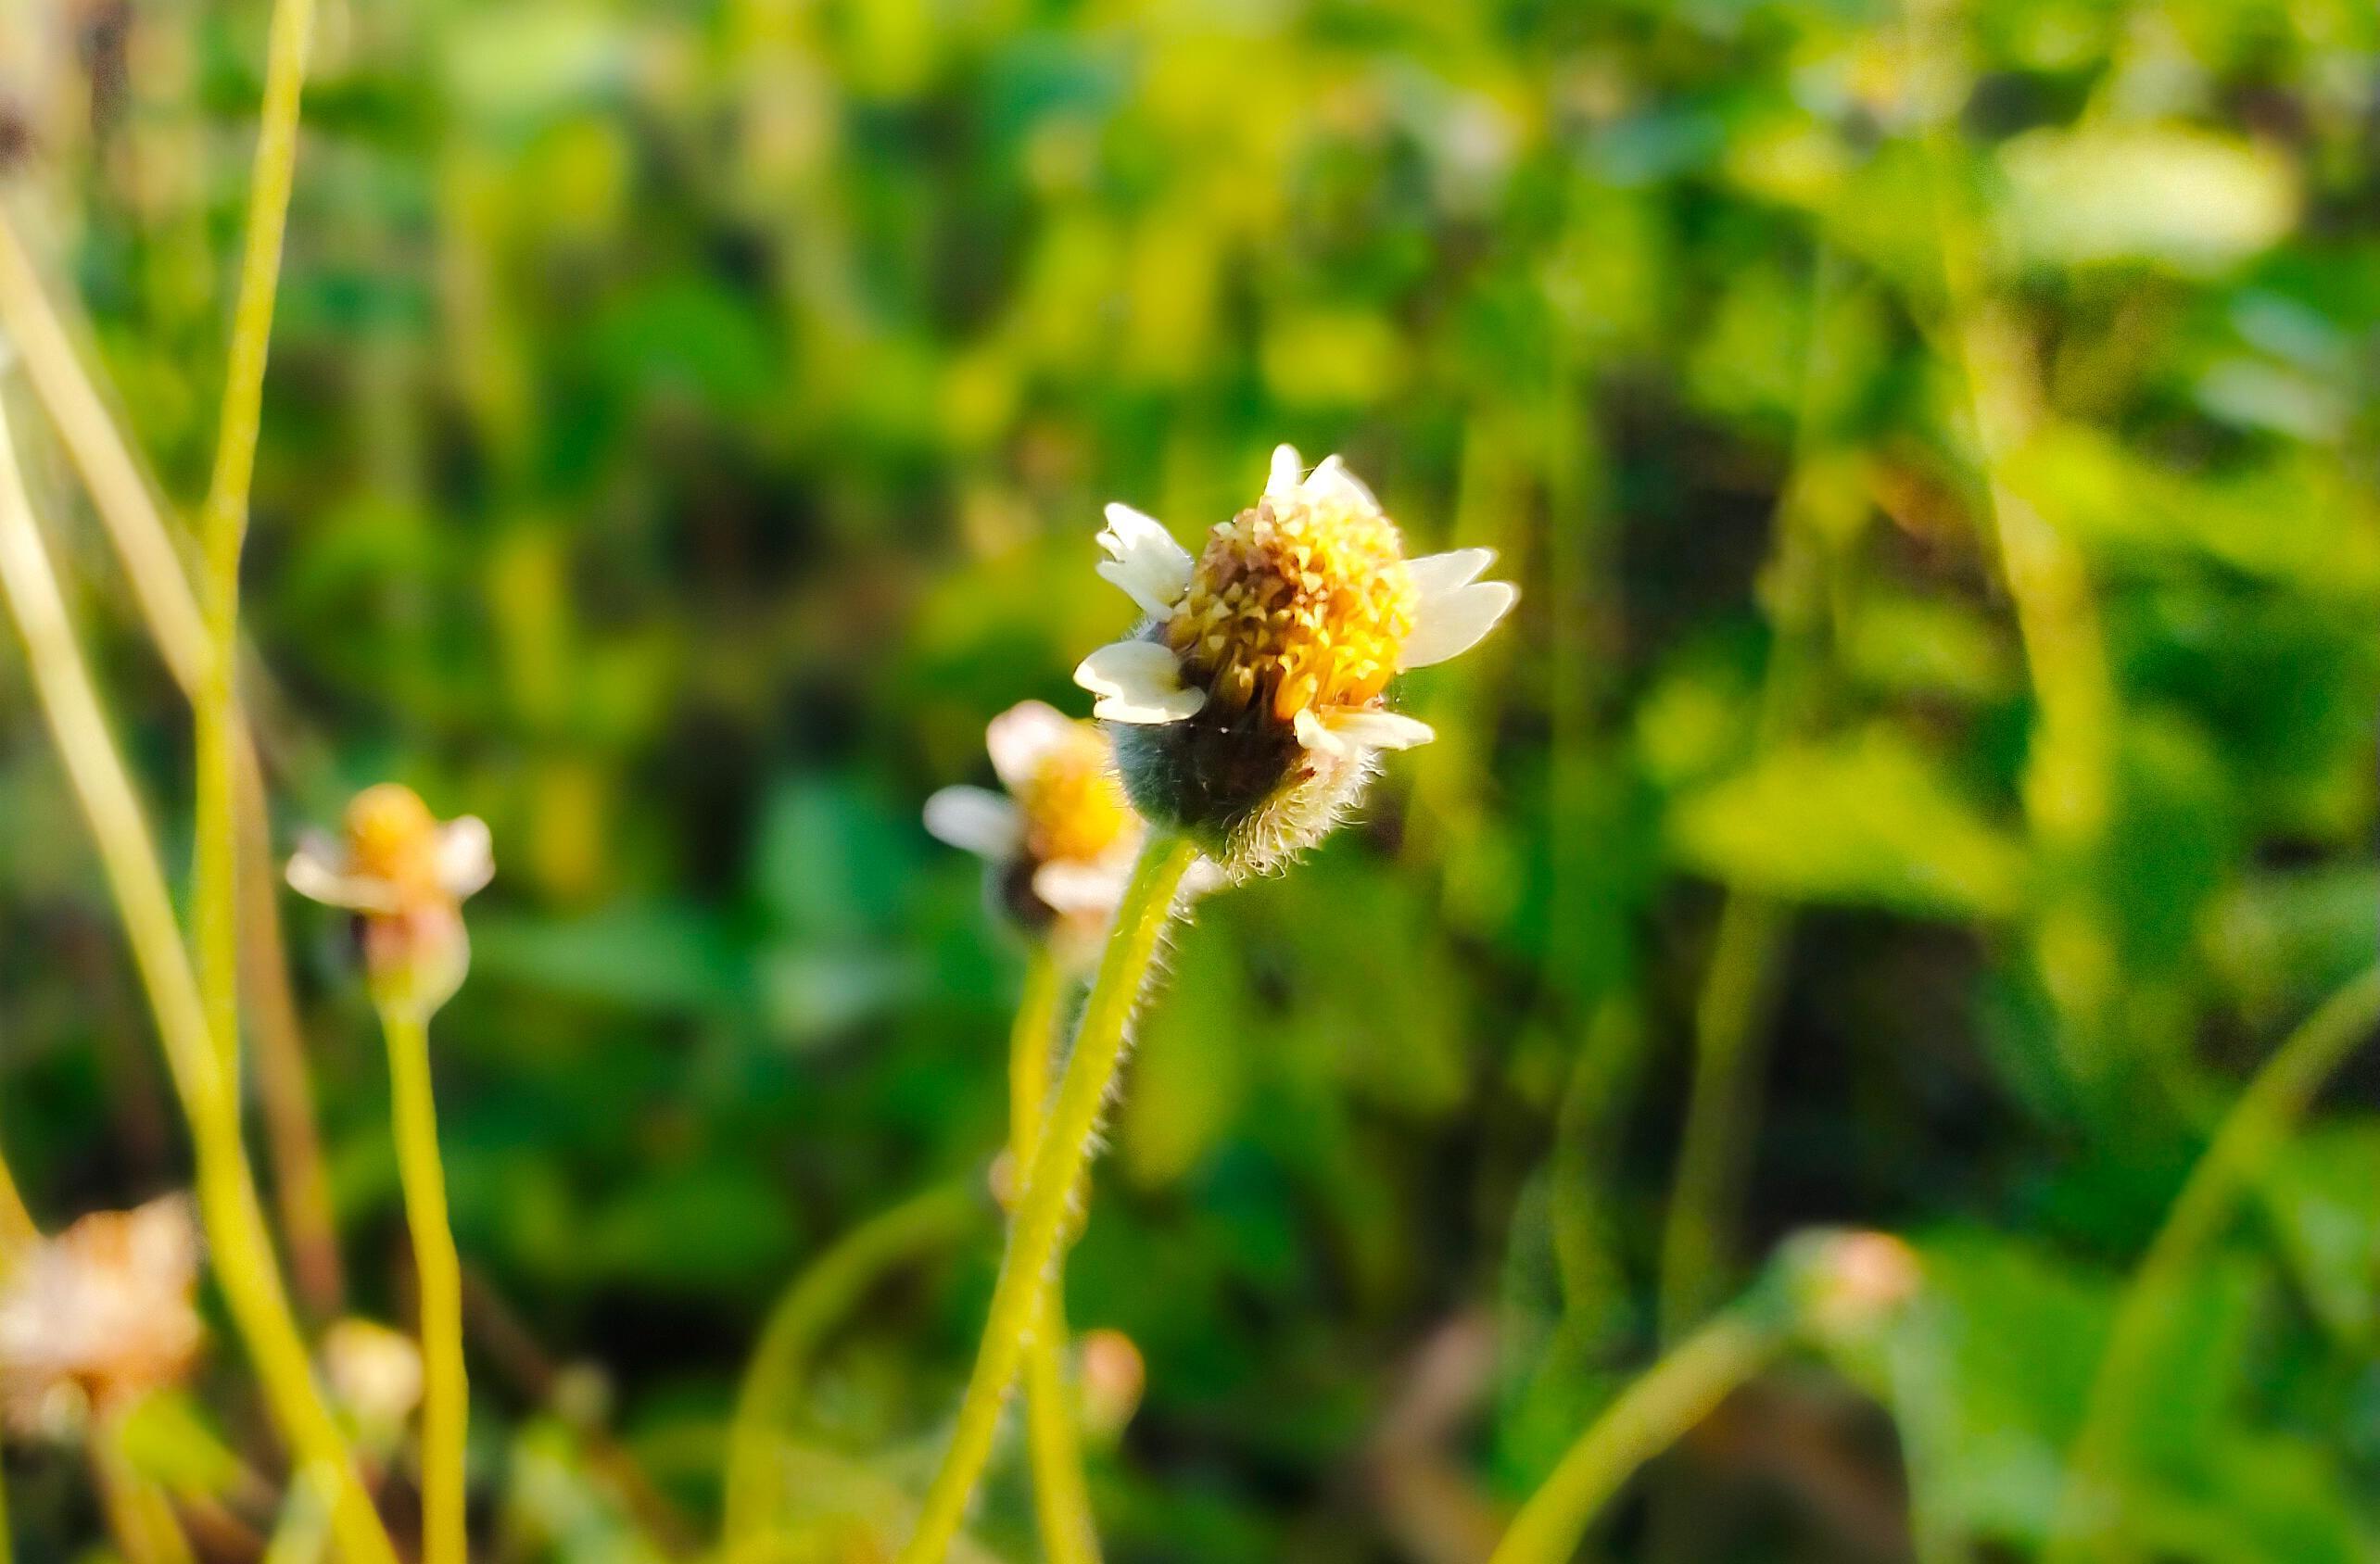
[
  {"left": 1488, "top": 1311, "right": 1780, "bottom": 1564},
  {"left": 896, "top": 832, "right": 1199, "bottom": 1564},
  {"left": 380, "top": 1005, "right": 466, "bottom": 1564},
  {"left": 2045, "top": 966, "right": 2380, "bottom": 1561},
  {"left": 0, "top": 399, "right": 394, "bottom": 1564},
  {"left": 1009, "top": 948, "right": 1100, "bottom": 1564}
]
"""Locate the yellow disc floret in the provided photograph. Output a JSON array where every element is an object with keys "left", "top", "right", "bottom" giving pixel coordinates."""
[
  {"left": 1015, "top": 725, "right": 1134, "bottom": 866},
  {"left": 1165, "top": 488, "right": 1417, "bottom": 725},
  {"left": 343, "top": 783, "right": 444, "bottom": 902}
]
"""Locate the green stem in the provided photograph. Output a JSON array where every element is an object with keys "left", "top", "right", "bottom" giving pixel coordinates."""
[
  {"left": 0, "top": 1138, "right": 33, "bottom": 1261},
  {"left": 2045, "top": 965, "right": 2380, "bottom": 1562},
  {"left": 722, "top": 1180, "right": 983, "bottom": 1548},
  {"left": 1488, "top": 1311, "right": 1781, "bottom": 1564},
  {"left": 896, "top": 832, "right": 1199, "bottom": 1564},
  {"left": 0, "top": 397, "right": 394, "bottom": 1564},
  {"left": 193, "top": 0, "right": 317, "bottom": 1084},
  {"left": 380, "top": 1004, "right": 466, "bottom": 1564},
  {"left": 1010, "top": 948, "right": 1100, "bottom": 1564}
]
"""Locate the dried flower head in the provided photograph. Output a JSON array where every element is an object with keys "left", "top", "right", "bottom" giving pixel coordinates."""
[
  {"left": 322, "top": 1318, "right": 424, "bottom": 1432},
  {"left": 1075, "top": 446, "right": 1516, "bottom": 875},
  {"left": 0, "top": 1196, "right": 202, "bottom": 1437},
  {"left": 287, "top": 784, "right": 493, "bottom": 1018},
  {"left": 925, "top": 700, "right": 1146, "bottom": 945}
]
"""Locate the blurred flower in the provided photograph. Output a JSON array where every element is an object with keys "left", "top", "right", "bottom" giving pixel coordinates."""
[
  {"left": 287, "top": 784, "right": 493, "bottom": 1018},
  {"left": 1077, "top": 445, "right": 1516, "bottom": 876},
  {"left": 322, "top": 1318, "right": 424, "bottom": 1433},
  {"left": 0, "top": 1196, "right": 201, "bottom": 1438},
  {"left": 925, "top": 700, "right": 1144, "bottom": 949},
  {"left": 1075, "top": 1328, "right": 1146, "bottom": 1444},
  {"left": 1787, "top": 1229, "right": 1921, "bottom": 1344}
]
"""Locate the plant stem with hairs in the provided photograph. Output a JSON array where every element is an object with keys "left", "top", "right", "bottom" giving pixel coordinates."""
[
  {"left": 2045, "top": 966, "right": 2380, "bottom": 1562},
  {"left": 0, "top": 400, "right": 396, "bottom": 1564},
  {"left": 379, "top": 1004, "right": 466, "bottom": 1564},
  {"left": 896, "top": 832, "right": 1199, "bottom": 1564},
  {"left": 1008, "top": 947, "right": 1101, "bottom": 1564}
]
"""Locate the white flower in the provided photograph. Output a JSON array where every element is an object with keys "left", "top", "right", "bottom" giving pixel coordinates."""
[
  {"left": 925, "top": 700, "right": 1146, "bottom": 927},
  {"left": 1074, "top": 445, "right": 1517, "bottom": 873},
  {"left": 286, "top": 784, "right": 492, "bottom": 1017}
]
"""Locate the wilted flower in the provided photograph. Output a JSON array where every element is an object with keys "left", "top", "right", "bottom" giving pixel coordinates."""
[
  {"left": 0, "top": 1196, "right": 201, "bottom": 1437},
  {"left": 1075, "top": 445, "right": 1516, "bottom": 875},
  {"left": 925, "top": 700, "right": 1145, "bottom": 946},
  {"left": 287, "top": 784, "right": 493, "bottom": 1017},
  {"left": 322, "top": 1318, "right": 424, "bottom": 1433}
]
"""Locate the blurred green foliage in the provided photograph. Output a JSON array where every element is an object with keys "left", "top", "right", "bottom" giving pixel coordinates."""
[{"left": 1, "top": 0, "right": 2377, "bottom": 1558}]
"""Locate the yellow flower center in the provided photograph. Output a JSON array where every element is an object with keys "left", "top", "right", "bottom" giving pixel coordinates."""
[
  {"left": 344, "top": 783, "right": 444, "bottom": 901},
  {"left": 1015, "top": 725, "right": 1134, "bottom": 865},
  {"left": 1165, "top": 489, "right": 1416, "bottom": 725}
]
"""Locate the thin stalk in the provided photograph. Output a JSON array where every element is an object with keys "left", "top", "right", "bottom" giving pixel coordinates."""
[
  {"left": 2045, "top": 966, "right": 2380, "bottom": 1562},
  {"left": 92, "top": 1425, "right": 197, "bottom": 1564},
  {"left": 0, "top": 400, "right": 395, "bottom": 1564},
  {"left": 722, "top": 1181, "right": 984, "bottom": 1549},
  {"left": 1008, "top": 948, "right": 1099, "bottom": 1564},
  {"left": 1488, "top": 1311, "right": 1781, "bottom": 1564},
  {"left": 1653, "top": 246, "right": 1841, "bottom": 1343},
  {"left": 0, "top": 205, "right": 345, "bottom": 1316},
  {"left": 896, "top": 832, "right": 1199, "bottom": 1564},
  {"left": 0, "top": 1422, "right": 11, "bottom": 1564},
  {"left": 193, "top": 0, "right": 318, "bottom": 1087},
  {"left": 378, "top": 1005, "right": 465, "bottom": 1564}
]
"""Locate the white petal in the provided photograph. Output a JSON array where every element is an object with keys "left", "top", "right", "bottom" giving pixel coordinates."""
[
  {"left": 923, "top": 787, "right": 1020, "bottom": 859},
  {"left": 1292, "top": 709, "right": 1342, "bottom": 754},
  {"left": 1324, "top": 709, "right": 1436, "bottom": 750},
  {"left": 1032, "top": 858, "right": 1131, "bottom": 915},
  {"left": 436, "top": 817, "right": 495, "bottom": 901},
  {"left": 1266, "top": 444, "right": 1303, "bottom": 498},
  {"left": 1074, "top": 640, "right": 1205, "bottom": 724},
  {"left": 1407, "top": 548, "right": 1496, "bottom": 599},
  {"left": 1095, "top": 502, "right": 1194, "bottom": 616},
  {"left": 983, "top": 700, "right": 1075, "bottom": 790},
  {"left": 285, "top": 837, "right": 399, "bottom": 914},
  {"left": 1398, "top": 580, "right": 1518, "bottom": 669},
  {"left": 1306, "top": 454, "right": 1378, "bottom": 511}
]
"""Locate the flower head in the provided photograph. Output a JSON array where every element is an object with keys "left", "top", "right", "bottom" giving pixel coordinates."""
[
  {"left": 322, "top": 1318, "right": 424, "bottom": 1434},
  {"left": 925, "top": 700, "right": 1146, "bottom": 947},
  {"left": 1783, "top": 1229, "right": 1921, "bottom": 1345},
  {"left": 0, "top": 1196, "right": 202, "bottom": 1436},
  {"left": 1076, "top": 446, "right": 1516, "bottom": 875},
  {"left": 288, "top": 784, "right": 493, "bottom": 1018}
]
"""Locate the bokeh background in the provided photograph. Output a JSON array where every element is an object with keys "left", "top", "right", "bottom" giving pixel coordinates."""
[{"left": 2, "top": 0, "right": 2378, "bottom": 1558}]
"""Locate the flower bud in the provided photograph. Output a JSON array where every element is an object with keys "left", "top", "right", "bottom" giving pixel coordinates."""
[{"left": 287, "top": 784, "right": 493, "bottom": 1018}]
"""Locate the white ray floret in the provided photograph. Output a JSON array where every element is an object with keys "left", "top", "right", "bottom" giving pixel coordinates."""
[
  {"left": 435, "top": 816, "right": 496, "bottom": 899},
  {"left": 1095, "top": 503, "right": 1195, "bottom": 617},
  {"left": 1074, "top": 639, "right": 1207, "bottom": 724},
  {"left": 922, "top": 786, "right": 1021, "bottom": 859},
  {"left": 984, "top": 700, "right": 1077, "bottom": 790},
  {"left": 1399, "top": 578, "right": 1518, "bottom": 670}
]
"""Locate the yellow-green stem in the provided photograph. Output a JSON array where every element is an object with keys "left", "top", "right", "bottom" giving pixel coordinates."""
[
  {"left": 2045, "top": 965, "right": 2380, "bottom": 1562},
  {"left": 92, "top": 1423, "right": 197, "bottom": 1564},
  {"left": 896, "top": 832, "right": 1198, "bottom": 1564},
  {"left": 0, "top": 1140, "right": 33, "bottom": 1260},
  {"left": 0, "top": 205, "right": 346, "bottom": 1319},
  {"left": 1488, "top": 1312, "right": 1779, "bottom": 1564},
  {"left": 722, "top": 1181, "right": 984, "bottom": 1549},
  {"left": 1009, "top": 948, "right": 1100, "bottom": 1564},
  {"left": 379, "top": 1004, "right": 466, "bottom": 1564},
  {"left": 0, "top": 398, "right": 394, "bottom": 1564},
  {"left": 193, "top": 0, "right": 317, "bottom": 1088}
]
